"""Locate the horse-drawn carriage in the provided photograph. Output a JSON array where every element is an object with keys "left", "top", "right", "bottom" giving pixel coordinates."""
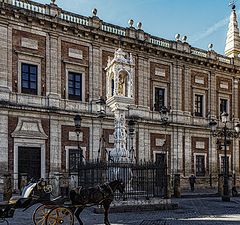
[{"left": 0, "top": 178, "right": 125, "bottom": 225}]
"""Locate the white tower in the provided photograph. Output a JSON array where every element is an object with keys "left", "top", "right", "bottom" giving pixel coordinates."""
[
  {"left": 225, "top": 3, "right": 240, "bottom": 58},
  {"left": 105, "top": 48, "right": 135, "bottom": 162}
]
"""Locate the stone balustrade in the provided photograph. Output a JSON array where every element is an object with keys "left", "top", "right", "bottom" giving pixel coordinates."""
[{"left": 0, "top": 0, "right": 232, "bottom": 65}]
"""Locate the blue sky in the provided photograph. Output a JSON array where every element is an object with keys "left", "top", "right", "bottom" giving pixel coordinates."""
[{"left": 36, "top": 0, "right": 235, "bottom": 55}]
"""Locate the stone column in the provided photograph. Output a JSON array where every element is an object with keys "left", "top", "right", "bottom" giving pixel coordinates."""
[
  {"left": 49, "top": 117, "right": 61, "bottom": 172},
  {"left": 46, "top": 34, "right": 60, "bottom": 107},
  {"left": 90, "top": 44, "right": 101, "bottom": 100},
  {"left": 0, "top": 113, "right": 8, "bottom": 175},
  {"left": 113, "top": 109, "right": 128, "bottom": 161},
  {"left": 0, "top": 24, "right": 10, "bottom": 100},
  {"left": 184, "top": 130, "right": 192, "bottom": 175}
]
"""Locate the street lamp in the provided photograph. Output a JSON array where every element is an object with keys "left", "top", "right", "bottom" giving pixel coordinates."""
[
  {"left": 128, "top": 119, "right": 135, "bottom": 162},
  {"left": 96, "top": 97, "right": 106, "bottom": 161},
  {"left": 74, "top": 114, "right": 83, "bottom": 163},
  {"left": 159, "top": 106, "right": 170, "bottom": 126},
  {"left": 209, "top": 112, "right": 240, "bottom": 201}
]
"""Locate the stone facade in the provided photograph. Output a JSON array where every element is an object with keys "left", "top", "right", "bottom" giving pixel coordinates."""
[{"left": 0, "top": 0, "right": 239, "bottom": 190}]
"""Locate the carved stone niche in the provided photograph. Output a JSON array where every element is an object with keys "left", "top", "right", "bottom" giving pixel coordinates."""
[{"left": 11, "top": 117, "right": 48, "bottom": 139}]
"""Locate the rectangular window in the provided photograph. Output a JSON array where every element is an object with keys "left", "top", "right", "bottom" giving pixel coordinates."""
[
  {"left": 154, "top": 88, "right": 165, "bottom": 111},
  {"left": 195, "top": 94, "right": 203, "bottom": 117},
  {"left": 220, "top": 99, "right": 228, "bottom": 114},
  {"left": 196, "top": 155, "right": 205, "bottom": 176},
  {"left": 68, "top": 72, "right": 82, "bottom": 101},
  {"left": 21, "top": 63, "right": 38, "bottom": 95},
  {"left": 220, "top": 156, "right": 229, "bottom": 174},
  {"left": 69, "top": 149, "right": 82, "bottom": 173}
]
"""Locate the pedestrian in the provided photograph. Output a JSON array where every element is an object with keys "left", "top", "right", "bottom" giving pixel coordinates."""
[
  {"left": 189, "top": 174, "right": 196, "bottom": 192},
  {"left": 232, "top": 186, "right": 238, "bottom": 197}
]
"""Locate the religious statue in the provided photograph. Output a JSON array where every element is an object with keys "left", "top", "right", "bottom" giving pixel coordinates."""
[{"left": 118, "top": 75, "right": 125, "bottom": 95}]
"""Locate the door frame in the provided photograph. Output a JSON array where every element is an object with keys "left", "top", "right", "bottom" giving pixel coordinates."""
[{"left": 13, "top": 138, "right": 46, "bottom": 190}]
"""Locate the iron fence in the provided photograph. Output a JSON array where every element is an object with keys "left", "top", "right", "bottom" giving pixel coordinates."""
[{"left": 75, "top": 160, "right": 167, "bottom": 200}]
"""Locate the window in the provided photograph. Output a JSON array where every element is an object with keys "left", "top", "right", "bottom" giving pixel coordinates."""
[
  {"left": 154, "top": 88, "right": 165, "bottom": 111},
  {"left": 69, "top": 149, "right": 83, "bottom": 172},
  {"left": 196, "top": 155, "right": 205, "bottom": 176},
  {"left": 220, "top": 99, "right": 228, "bottom": 114},
  {"left": 220, "top": 156, "right": 229, "bottom": 174},
  {"left": 195, "top": 94, "right": 203, "bottom": 117},
  {"left": 68, "top": 72, "right": 82, "bottom": 101},
  {"left": 21, "top": 63, "right": 38, "bottom": 95}
]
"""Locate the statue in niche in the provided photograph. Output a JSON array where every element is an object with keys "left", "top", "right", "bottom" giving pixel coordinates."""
[{"left": 118, "top": 74, "right": 125, "bottom": 96}]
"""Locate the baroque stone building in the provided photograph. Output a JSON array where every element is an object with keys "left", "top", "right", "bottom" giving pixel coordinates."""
[{"left": 0, "top": 0, "right": 240, "bottom": 190}]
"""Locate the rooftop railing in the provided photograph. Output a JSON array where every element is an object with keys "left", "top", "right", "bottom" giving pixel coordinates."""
[
  {"left": 60, "top": 11, "right": 89, "bottom": 26},
  {"left": 1, "top": 0, "right": 232, "bottom": 65},
  {"left": 149, "top": 37, "right": 171, "bottom": 48}
]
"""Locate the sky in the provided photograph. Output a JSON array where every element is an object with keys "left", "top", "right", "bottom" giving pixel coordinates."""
[{"left": 35, "top": 0, "right": 236, "bottom": 55}]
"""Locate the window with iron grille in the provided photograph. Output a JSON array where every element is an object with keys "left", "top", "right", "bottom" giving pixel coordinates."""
[
  {"left": 69, "top": 149, "right": 82, "bottom": 173},
  {"left": 154, "top": 88, "right": 165, "bottom": 111},
  {"left": 220, "top": 156, "right": 229, "bottom": 174},
  {"left": 220, "top": 99, "right": 228, "bottom": 114},
  {"left": 68, "top": 72, "right": 82, "bottom": 101},
  {"left": 194, "top": 94, "right": 203, "bottom": 117},
  {"left": 196, "top": 155, "right": 205, "bottom": 176},
  {"left": 21, "top": 63, "right": 38, "bottom": 95}
]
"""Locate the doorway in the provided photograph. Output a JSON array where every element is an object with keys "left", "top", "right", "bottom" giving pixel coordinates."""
[{"left": 18, "top": 146, "right": 41, "bottom": 186}]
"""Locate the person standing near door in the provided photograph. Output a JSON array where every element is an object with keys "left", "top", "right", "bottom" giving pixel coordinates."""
[{"left": 189, "top": 174, "right": 196, "bottom": 192}]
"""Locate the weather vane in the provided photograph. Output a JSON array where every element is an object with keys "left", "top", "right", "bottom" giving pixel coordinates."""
[{"left": 229, "top": 0, "right": 236, "bottom": 10}]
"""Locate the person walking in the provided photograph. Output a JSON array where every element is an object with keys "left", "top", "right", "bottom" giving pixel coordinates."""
[{"left": 189, "top": 174, "right": 196, "bottom": 192}]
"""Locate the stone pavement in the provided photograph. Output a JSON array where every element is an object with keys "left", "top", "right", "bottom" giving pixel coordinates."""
[{"left": 2, "top": 196, "right": 240, "bottom": 225}]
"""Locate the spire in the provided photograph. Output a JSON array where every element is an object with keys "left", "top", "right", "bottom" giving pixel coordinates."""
[{"left": 225, "top": 3, "right": 240, "bottom": 58}]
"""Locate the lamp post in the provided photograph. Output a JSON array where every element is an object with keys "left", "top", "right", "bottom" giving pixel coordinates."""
[
  {"left": 128, "top": 119, "right": 135, "bottom": 162},
  {"left": 74, "top": 114, "right": 83, "bottom": 163},
  {"left": 96, "top": 97, "right": 106, "bottom": 161},
  {"left": 209, "top": 112, "right": 240, "bottom": 201}
]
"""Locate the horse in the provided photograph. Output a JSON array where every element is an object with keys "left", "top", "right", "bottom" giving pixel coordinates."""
[{"left": 69, "top": 179, "right": 125, "bottom": 225}]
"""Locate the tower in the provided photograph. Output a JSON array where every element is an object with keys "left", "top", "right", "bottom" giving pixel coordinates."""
[{"left": 225, "top": 2, "right": 240, "bottom": 58}]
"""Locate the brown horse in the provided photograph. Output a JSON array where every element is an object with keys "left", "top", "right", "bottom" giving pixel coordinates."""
[{"left": 69, "top": 179, "right": 125, "bottom": 225}]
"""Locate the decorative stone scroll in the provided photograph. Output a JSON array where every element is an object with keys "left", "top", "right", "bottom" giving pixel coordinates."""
[
  {"left": 21, "top": 37, "right": 38, "bottom": 50},
  {"left": 195, "top": 141, "right": 205, "bottom": 149},
  {"left": 68, "top": 131, "right": 83, "bottom": 141},
  {"left": 195, "top": 76, "right": 205, "bottom": 85},
  {"left": 220, "top": 81, "right": 229, "bottom": 89},
  {"left": 155, "top": 68, "right": 166, "bottom": 77},
  {"left": 155, "top": 138, "right": 166, "bottom": 147},
  {"left": 68, "top": 48, "right": 83, "bottom": 60}
]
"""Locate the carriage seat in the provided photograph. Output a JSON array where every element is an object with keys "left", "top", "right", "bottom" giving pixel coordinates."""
[{"left": 7, "top": 182, "right": 37, "bottom": 207}]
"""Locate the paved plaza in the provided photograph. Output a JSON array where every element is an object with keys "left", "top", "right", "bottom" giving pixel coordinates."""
[{"left": 3, "top": 196, "right": 240, "bottom": 225}]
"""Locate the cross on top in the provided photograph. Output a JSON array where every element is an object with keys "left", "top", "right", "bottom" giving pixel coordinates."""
[{"left": 229, "top": 0, "right": 236, "bottom": 10}]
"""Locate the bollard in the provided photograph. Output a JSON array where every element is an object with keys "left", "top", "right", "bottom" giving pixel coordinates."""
[
  {"left": 218, "top": 174, "right": 224, "bottom": 196},
  {"left": 173, "top": 174, "right": 181, "bottom": 198},
  {"left": 3, "top": 173, "right": 12, "bottom": 201},
  {"left": 165, "top": 175, "right": 171, "bottom": 199}
]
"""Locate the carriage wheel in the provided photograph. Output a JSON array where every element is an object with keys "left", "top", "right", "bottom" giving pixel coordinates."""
[
  {"left": 32, "top": 204, "right": 52, "bottom": 225},
  {"left": 46, "top": 207, "right": 74, "bottom": 225}
]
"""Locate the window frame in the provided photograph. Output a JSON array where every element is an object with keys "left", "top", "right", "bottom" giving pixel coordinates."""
[
  {"left": 220, "top": 98, "right": 229, "bottom": 115},
  {"left": 194, "top": 94, "right": 204, "bottom": 117},
  {"left": 21, "top": 63, "right": 38, "bottom": 95},
  {"left": 154, "top": 87, "right": 165, "bottom": 111},
  {"left": 68, "top": 71, "right": 83, "bottom": 101},
  {"left": 195, "top": 155, "right": 205, "bottom": 176},
  {"left": 18, "top": 55, "right": 41, "bottom": 96}
]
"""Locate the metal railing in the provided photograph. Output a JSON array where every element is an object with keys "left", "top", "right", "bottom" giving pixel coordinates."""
[{"left": 76, "top": 160, "right": 168, "bottom": 200}]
